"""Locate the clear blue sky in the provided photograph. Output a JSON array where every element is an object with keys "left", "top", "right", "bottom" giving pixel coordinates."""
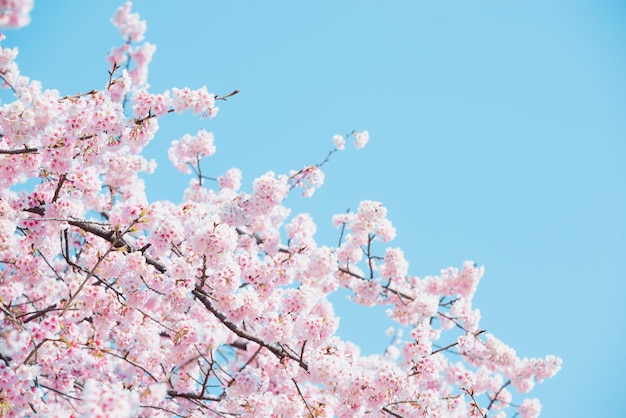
[{"left": 4, "top": 1, "right": 625, "bottom": 416}]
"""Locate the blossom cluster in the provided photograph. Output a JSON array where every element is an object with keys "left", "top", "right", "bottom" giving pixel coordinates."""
[
  {"left": 0, "top": 0, "right": 33, "bottom": 28},
  {"left": 107, "top": 1, "right": 154, "bottom": 89},
  {"left": 0, "top": 2, "right": 560, "bottom": 418},
  {"left": 168, "top": 129, "right": 217, "bottom": 174},
  {"left": 332, "top": 130, "right": 369, "bottom": 151},
  {"left": 131, "top": 86, "right": 218, "bottom": 119}
]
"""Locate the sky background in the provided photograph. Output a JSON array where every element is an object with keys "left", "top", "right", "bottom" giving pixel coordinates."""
[{"left": 3, "top": 1, "right": 625, "bottom": 416}]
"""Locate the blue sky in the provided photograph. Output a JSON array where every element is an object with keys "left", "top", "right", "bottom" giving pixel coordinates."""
[{"left": 4, "top": 1, "right": 625, "bottom": 416}]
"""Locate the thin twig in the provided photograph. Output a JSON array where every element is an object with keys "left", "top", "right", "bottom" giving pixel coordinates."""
[
  {"left": 487, "top": 379, "right": 511, "bottom": 411},
  {"left": 431, "top": 330, "right": 485, "bottom": 356},
  {"left": 292, "top": 378, "right": 315, "bottom": 418}
]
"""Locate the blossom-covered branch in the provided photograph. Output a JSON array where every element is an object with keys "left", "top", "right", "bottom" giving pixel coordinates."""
[{"left": 0, "top": 2, "right": 560, "bottom": 417}]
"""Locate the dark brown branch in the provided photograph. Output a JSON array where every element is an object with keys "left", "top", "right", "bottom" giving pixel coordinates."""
[
  {"left": 0, "top": 146, "right": 38, "bottom": 154},
  {"left": 338, "top": 266, "right": 415, "bottom": 303},
  {"left": 107, "top": 62, "right": 121, "bottom": 90},
  {"left": 366, "top": 233, "right": 375, "bottom": 279},
  {"left": 431, "top": 330, "right": 485, "bottom": 356},
  {"left": 299, "top": 340, "right": 307, "bottom": 365},
  {"left": 235, "top": 227, "right": 290, "bottom": 254},
  {"left": 192, "top": 288, "right": 309, "bottom": 372},
  {"left": 215, "top": 90, "right": 240, "bottom": 101},
  {"left": 337, "top": 216, "right": 348, "bottom": 247},
  {"left": 39, "top": 383, "right": 81, "bottom": 401},
  {"left": 194, "top": 350, "right": 216, "bottom": 399},
  {"left": 381, "top": 406, "right": 406, "bottom": 418},
  {"left": 61, "top": 236, "right": 120, "bottom": 316},
  {"left": 292, "top": 378, "right": 315, "bottom": 418},
  {"left": 465, "top": 388, "right": 487, "bottom": 418},
  {"left": 437, "top": 311, "right": 469, "bottom": 332},
  {"left": 237, "top": 344, "right": 262, "bottom": 374},
  {"left": 24, "top": 206, "right": 44, "bottom": 216},
  {"left": 24, "top": 207, "right": 167, "bottom": 274},
  {"left": 36, "top": 247, "right": 64, "bottom": 281},
  {"left": 21, "top": 304, "right": 58, "bottom": 323},
  {"left": 59, "top": 89, "right": 99, "bottom": 101},
  {"left": 167, "top": 390, "right": 220, "bottom": 402},
  {"left": 229, "top": 339, "right": 248, "bottom": 351},
  {"left": 52, "top": 174, "right": 67, "bottom": 203},
  {"left": 439, "top": 296, "right": 460, "bottom": 308},
  {"left": 90, "top": 345, "right": 158, "bottom": 383},
  {"left": 487, "top": 379, "right": 511, "bottom": 411},
  {"left": 0, "top": 71, "right": 18, "bottom": 94},
  {"left": 24, "top": 339, "right": 49, "bottom": 365}
]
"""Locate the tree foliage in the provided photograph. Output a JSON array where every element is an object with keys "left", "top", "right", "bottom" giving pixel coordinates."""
[{"left": 0, "top": 2, "right": 560, "bottom": 417}]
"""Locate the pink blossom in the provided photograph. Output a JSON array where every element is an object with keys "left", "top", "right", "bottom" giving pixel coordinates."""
[
  {"left": 354, "top": 130, "right": 370, "bottom": 149},
  {"left": 170, "top": 86, "right": 217, "bottom": 115},
  {"left": 332, "top": 133, "right": 346, "bottom": 150},
  {"left": 0, "top": 0, "right": 33, "bottom": 28},
  {"left": 446, "top": 362, "right": 476, "bottom": 389},
  {"left": 0, "top": 44, "right": 17, "bottom": 67},
  {"left": 111, "top": 1, "right": 146, "bottom": 42},
  {"left": 379, "top": 247, "right": 409, "bottom": 280},
  {"left": 457, "top": 333, "right": 476, "bottom": 353},
  {"left": 285, "top": 212, "right": 317, "bottom": 248},
  {"left": 131, "top": 87, "right": 172, "bottom": 117},
  {"left": 128, "top": 42, "right": 156, "bottom": 88},
  {"left": 535, "top": 354, "right": 563, "bottom": 382},
  {"left": 107, "top": 43, "right": 131, "bottom": 68},
  {"left": 0, "top": 3, "right": 562, "bottom": 416},
  {"left": 228, "top": 368, "right": 269, "bottom": 398},
  {"left": 81, "top": 379, "right": 140, "bottom": 417},
  {"left": 246, "top": 171, "right": 289, "bottom": 215},
  {"left": 345, "top": 200, "right": 397, "bottom": 243},
  {"left": 218, "top": 167, "right": 242, "bottom": 191},
  {"left": 109, "top": 195, "right": 147, "bottom": 229},
  {"left": 168, "top": 129, "right": 216, "bottom": 173},
  {"left": 289, "top": 165, "right": 325, "bottom": 197},
  {"left": 518, "top": 398, "right": 542, "bottom": 418}
]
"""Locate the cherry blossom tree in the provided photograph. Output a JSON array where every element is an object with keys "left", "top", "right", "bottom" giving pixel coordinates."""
[{"left": 0, "top": 2, "right": 561, "bottom": 417}]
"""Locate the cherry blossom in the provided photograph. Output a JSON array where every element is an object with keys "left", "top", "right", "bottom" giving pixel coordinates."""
[
  {"left": 332, "top": 133, "right": 346, "bottom": 150},
  {"left": 354, "top": 129, "right": 370, "bottom": 149},
  {"left": 110, "top": 1, "right": 146, "bottom": 42},
  {"left": 0, "top": 2, "right": 561, "bottom": 417},
  {"left": 0, "top": 0, "right": 33, "bottom": 29},
  {"left": 168, "top": 128, "right": 217, "bottom": 174}
]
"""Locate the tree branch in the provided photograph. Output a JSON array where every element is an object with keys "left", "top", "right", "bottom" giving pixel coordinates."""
[
  {"left": 292, "top": 378, "right": 315, "bottom": 418},
  {"left": 166, "top": 390, "right": 220, "bottom": 402},
  {"left": 0, "top": 146, "right": 38, "bottom": 154},
  {"left": 487, "top": 379, "right": 511, "bottom": 411},
  {"left": 24, "top": 207, "right": 167, "bottom": 273},
  {"left": 192, "top": 288, "right": 309, "bottom": 372}
]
